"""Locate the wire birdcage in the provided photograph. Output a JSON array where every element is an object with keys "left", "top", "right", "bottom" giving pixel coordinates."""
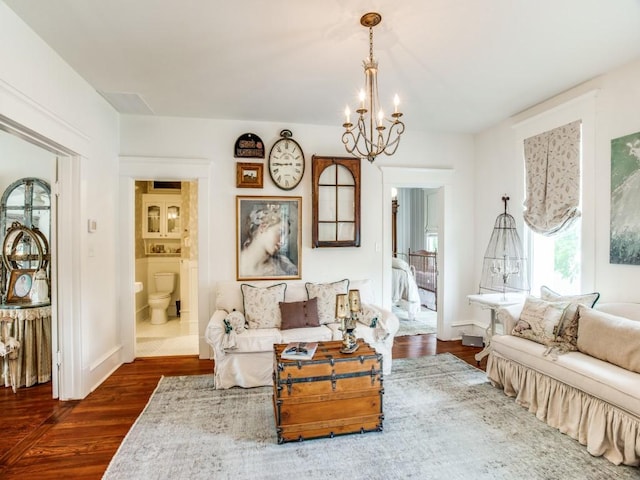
[{"left": 479, "top": 196, "right": 529, "bottom": 296}]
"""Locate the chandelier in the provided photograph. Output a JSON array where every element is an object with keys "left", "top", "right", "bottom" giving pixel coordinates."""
[{"left": 342, "top": 12, "right": 405, "bottom": 163}]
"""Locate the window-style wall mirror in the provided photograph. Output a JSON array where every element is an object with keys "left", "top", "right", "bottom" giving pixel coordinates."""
[
  {"left": 311, "top": 156, "right": 361, "bottom": 248},
  {"left": 0, "top": 177, "right": 51, "bottom": 304}
]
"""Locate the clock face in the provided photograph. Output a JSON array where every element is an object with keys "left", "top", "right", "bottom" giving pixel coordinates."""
[{"left": 268, "top": 137, "right": 305, "bottom": 190}]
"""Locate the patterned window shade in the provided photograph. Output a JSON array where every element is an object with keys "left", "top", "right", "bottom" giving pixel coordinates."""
[{"left": 523, "top": 120, "right": 582, "bottom": 236}]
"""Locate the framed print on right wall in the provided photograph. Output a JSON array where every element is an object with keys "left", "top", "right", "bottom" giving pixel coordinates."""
[{"left": 610, "top": 131, "right": 640, "bottom": 265}]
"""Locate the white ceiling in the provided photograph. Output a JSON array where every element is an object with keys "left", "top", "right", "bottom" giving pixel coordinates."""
[{"left": 6, "top": 0, "right": 640, "bottom": 133}]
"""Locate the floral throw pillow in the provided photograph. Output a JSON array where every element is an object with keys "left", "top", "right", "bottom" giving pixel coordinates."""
[
  {"left": 540, "top": 285, "right": 600, "bottom": 349},
  {"left": 241, "top": 283, "right": 287, "bottom": 329},
  {"left": 305, "top": 279, "right": 349, "bottom": 325},
  {"left": 512, "top": 296, "right": 570, "bottom": 346}
]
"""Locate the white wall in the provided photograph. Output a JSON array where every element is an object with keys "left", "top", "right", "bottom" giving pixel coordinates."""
[
  {"left": 474, "top": 58, "right": 640, "bottom": 321},
  {"left": 119, "top": 116, "right": 477, "bottom": 341},
  {"left": 0, "top": 130, "right": 54, "bottom": 192},
  {"left": 1, "top": 2, "right": 120, "bottom": 399}
]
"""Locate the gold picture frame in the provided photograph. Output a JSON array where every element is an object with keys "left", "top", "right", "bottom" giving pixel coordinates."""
[
  {"left": 6, "top": 269, "right": 36, "bottom": 304},
  {"left": 236, "top": 195, "right": 302, "bottom": 280},
  {"left": 236, "top": 162, "right": 264, "bottom": 188}
]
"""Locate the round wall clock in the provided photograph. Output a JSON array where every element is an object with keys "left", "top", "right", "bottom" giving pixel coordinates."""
[{"left": 268, "top": 129, "right": 305, "bottom": 190}]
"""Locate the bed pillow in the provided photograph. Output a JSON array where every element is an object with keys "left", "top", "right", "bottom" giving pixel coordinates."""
[
  {"left": 512, "top": 296, "right": 570, "bottom": 346},
  {"left": 241, "top": 283, "right": 287, "bottom": 329},
  {"left": 279, "top": 297, "right": 320, "bottom": 330},
  {"left": 540, "top": 285, "right": 600, "bottom": 348},
  {"left": 392, "top": 257, "right": 411, "bottom": 272},
  {"left": 305, "top": 279, "right": 349, "bottom": 325}
]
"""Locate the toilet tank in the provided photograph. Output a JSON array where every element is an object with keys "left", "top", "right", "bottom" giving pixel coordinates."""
[{"left": 154, "top": 272, "right": 176, "bottom": 293}]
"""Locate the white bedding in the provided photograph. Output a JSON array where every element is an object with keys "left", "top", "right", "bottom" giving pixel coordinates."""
[{"left": 391, "top": 257, "right": 421, "bottom": 316}]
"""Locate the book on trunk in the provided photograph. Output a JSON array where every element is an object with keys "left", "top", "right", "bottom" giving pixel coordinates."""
[{"left": 280, "top": 342, "right": 318, "bottom": 360}]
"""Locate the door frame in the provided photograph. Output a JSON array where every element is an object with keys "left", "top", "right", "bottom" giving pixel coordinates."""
[
  {"left": 380, "top": 166, "right": 454, "bottom": 339},
  {"left": 118, "top": 156, "right": 212, "bottom": 361},
  {"left": 0, "top": 113, "right": 82, "bottom": 399}
]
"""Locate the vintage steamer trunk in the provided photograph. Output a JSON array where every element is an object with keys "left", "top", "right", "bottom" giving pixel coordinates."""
[{"left": 273, "top": 340, "right": 384, "bottom": 443}]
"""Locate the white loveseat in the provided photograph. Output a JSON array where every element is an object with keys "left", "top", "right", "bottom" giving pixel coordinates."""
[
  {"left": 205, "top": 279, "right": 399, "bottom": 389},
  {"left": 487, "top": 299, "right": 640, "bottom": 467}
]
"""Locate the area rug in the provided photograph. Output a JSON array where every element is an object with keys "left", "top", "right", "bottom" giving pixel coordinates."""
[
  {"left": 103, "top": 354, "right": 638, "bottom": 480},
  {"left": 393, "top": 307, "right": 437, "bottom": 336}
]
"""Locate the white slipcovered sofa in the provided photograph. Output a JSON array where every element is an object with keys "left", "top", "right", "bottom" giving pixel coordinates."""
[
  {"left": 487, "top": 295, "right": 640, "bottom": 467},
  {"left": 205, "top": 279, "right": 399, "bottom": 389}
]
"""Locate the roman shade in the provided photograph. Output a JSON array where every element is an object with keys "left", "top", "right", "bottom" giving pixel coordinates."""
[{"left": 523, "top": 120, "right": 581, "bottom": 235}]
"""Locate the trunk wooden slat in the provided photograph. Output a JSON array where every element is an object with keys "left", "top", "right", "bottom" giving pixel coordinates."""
[{"left": 273, "top": 340, "right": 384, "bottom": 443}]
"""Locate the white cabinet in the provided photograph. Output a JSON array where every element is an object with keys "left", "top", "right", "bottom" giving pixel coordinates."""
[{"left": 142, "top": 194, "right": 181, "bottom": 239}]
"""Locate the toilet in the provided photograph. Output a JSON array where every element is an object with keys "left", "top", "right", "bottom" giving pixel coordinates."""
[{"left": 148, "top": 272, "right": 176, "bottom": 325}]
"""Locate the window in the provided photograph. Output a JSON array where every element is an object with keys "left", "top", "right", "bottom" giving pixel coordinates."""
[
  {"left": 525, "top": 121, "right": 583, "bottom": 294},
  {"left": 529, "top": 217, "right": 581, "bottom": 294},
  {"left": 311, "top": 156, "right": 361, "bottom": 248}
]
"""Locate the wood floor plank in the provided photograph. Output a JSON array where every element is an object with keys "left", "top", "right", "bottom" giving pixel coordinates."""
[{"left": 0, "top": 337, "right": 485, "bottom": 479}]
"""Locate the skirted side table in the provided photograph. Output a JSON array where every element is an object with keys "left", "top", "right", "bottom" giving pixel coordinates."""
[{"left": 0, "top": 303, "right": 51, "bottom": 392}]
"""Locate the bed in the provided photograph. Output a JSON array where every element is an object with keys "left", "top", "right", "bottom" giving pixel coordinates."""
[
  {"left": 391, "top": 256, "right": 421, "bottom": 318},
  {"left": 407, "top": 249, "right": 437, "bottom": 311}
]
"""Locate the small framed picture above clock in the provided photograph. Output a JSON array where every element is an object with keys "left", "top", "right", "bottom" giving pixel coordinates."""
[{"left": 236, "top": 162, "right": 264, "bottom": 188}]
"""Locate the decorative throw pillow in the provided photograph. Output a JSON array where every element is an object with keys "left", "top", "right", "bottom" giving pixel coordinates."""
[
  {"left": 279, "top": 297, "right": 320, "bottom": 330},
  {"left": 357, "top": 303, "right": 381, "bottom": 328},
  {"left": 540, "top": 285, "right": 600, "bottom": 348},
  {"left": 577, "top": 306, "right": 640, "bottom": 374},
  {"left": 240, "top": 283, "right": 287, "bottom": 329},
  {"left": 223, "top": 310, "right": 246, "bottom": 334},
  {"left": 305, "top": 279, "right": 349, "bottom": 325},
  {"left": 512, "top": 296, "right": 570, "bottom": 346}
]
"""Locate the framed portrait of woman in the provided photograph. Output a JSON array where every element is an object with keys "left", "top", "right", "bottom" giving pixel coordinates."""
[
  {"left": 6, "top": 269, "right": 36, "bottom": 304},
  {"left": 236, "top": 196, "right": 302, "bottom": 281}
]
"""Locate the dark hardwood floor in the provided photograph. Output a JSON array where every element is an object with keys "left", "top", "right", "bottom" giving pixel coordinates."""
[{"left": 0, "top": 336, "right": 485, "bottom": 479}]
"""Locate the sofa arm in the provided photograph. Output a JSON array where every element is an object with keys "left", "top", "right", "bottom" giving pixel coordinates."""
[
  {"left": 495, "top": 303, "right": 524, "bottom": 335},
  {"left": 205, "top": 309, "right": 229, "bottom": 357}
]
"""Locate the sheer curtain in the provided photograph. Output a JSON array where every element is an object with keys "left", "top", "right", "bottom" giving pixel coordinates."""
[{"left": 523, "top": 120, "right": 581, "bottom": 236}]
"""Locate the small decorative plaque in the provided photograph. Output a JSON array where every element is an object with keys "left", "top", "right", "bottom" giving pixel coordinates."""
[{"left": 234, "top": 133, "right": 265, "bottom": 158}]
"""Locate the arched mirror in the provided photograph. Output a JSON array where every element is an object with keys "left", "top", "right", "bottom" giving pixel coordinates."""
[{"left": 0, "top": 178, "right": 51, "bottom": 304}]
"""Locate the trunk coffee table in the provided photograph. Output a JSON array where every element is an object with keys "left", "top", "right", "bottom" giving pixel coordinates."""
[{"left": 272, "top": 340, "right": 384, "bottom": 443}]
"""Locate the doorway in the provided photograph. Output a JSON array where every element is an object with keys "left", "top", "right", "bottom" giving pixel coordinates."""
[
  {"left": 0, "top": 124, "right": 68, "bottom": 398},
  {"left": 381, "top": 165, "right": 454, "bottom": 340},
  {"left": 391, "top": 187, "right": 439, "bottom": 333},
  {"left": 133, "top": 179, "right": 198, "bottom": 357},
  {"left": 118, "top": 156, "right": 211, "bottom": 363}
]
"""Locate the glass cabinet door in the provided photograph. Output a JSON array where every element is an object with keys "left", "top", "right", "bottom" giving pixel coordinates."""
[
  {"left": 144, "top": 202, "right": 161, "bottom": 237},
  {"left": 165, "top": 203, "right": 181, "bottom": 238}
]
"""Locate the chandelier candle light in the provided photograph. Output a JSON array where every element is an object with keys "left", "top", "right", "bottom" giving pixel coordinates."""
[
  {"left": 335, "top": 289, "right": 361, "bottom": 353},
  {"left": 342, "top": 12, "right": 405, "bottom": 163}
]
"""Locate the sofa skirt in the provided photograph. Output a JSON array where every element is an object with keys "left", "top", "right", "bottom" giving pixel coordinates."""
[{"left": 487, "top": 353, "right": 640, "bottom": 467}]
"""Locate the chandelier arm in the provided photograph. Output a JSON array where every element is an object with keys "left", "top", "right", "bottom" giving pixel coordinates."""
[{"left": 381, "top": 120, "right": 405, "bottom": 156}]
